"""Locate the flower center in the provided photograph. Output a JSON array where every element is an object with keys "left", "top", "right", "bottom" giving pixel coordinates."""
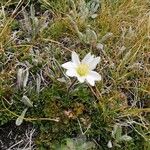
[{"left": 76, "top": 64, "right": 89, "bottom": 76}]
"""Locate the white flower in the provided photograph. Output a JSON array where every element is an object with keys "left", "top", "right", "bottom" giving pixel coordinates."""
[{"left": 62, "top": 51, "right": 101, "bottom": 86}]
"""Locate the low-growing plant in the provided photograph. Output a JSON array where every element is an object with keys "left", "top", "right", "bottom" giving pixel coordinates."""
[
  {"left": 53, "top": 136, "right": 95, "bottom": 150},
  {"left": 20, "top": 4, "right": 49, "bottom": 40}
]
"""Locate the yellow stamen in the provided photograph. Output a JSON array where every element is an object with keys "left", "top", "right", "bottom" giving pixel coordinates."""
[{"left": 76, "top": 64, "right": 89, "bottom": 76}]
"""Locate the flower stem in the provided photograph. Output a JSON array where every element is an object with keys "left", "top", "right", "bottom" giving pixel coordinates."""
[{"left": 67, "top": 78, "right": 77, "bottom": 93}]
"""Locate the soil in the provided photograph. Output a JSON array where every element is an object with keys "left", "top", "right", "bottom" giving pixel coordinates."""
[{"left": 0, "top": 121, "right": 38, "bottom": 150}]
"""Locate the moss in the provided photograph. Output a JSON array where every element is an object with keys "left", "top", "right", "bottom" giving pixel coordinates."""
[{"left": 11, "top": 19, "right": 20, "bottom": 30}]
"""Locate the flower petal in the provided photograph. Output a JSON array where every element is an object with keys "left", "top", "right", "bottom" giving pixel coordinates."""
[
  {"left": 62, "top": 61, "right": 76, "bottom": 69},
  {"left": 82, "top": 53, "right": 94, "bottom": 64},
  {"left": 86, "top": 71, "right": 101, "bottom": 86},
  {"left": 88, "top": 71, "right": 102, "bottom": 81},
  {"left": 86, "top": 77, "right": 95, "bottom": 86},
  {"left": 77, "top": 76, "right": 85, "bottom": 83},
  {"left": 72, "top": 51, "right": 80, "bottom": 65},
  {"left": 66, "top": 69, "right": 77, "bottom": 77},
  {"left": 89, "top": 57, "right": 100, "bottom": 70}
]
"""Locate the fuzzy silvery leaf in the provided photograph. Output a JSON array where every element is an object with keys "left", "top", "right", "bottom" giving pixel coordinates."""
[
  {"left": 87, "top": 0, "right": 100, "bottom": 17},
  {"left": 118, "top": 46, "right": 126, "bottom": 56},
  {"left": 96, "top": 43, "right": 104, "bottom": 50},
  {"left": 17, "top": 68, "right": 24, "bottom": 88},
  {"left": 100, "top": 32, "right": 113, "bottom": 43},
  {"left": 85, "top": 28, "right": 97, "bottom": 44},
  {"left": 30, "top": 4, "right": 35, "bottom": 20},
  {"left": 79, "top": 8, "right": 89, "bottom": 21},
  {"left": 0, "top": 6, "right": 6, "bottom": 19},
  {"left": 32, "top": 17, "right": 39, "bottom": 36},
  {"left": 66, "top": 138, "right": 75, "bottom": 149},
  {"left": 23, "top": 69, "right": 29, "bottom": 88},
  {"left": 22, "top": 7, "right": 31, "bottom": 33},
  {"left": 80, "top": 141, "right": 95, "bottom": 149},
  {"left": 34, "top": 17, "right": 39, "bottom": 29},
  {"left": 119, "top": 135, "right": 132, "bottom": 141},
  {"left": 79, "top": 0, "right": 87, "bottom": 12},
  {"left": 16, "top": 108, "right": 28, "bottom": 126},
  {"left": 67, "top": 14, "right": 80, "bottom": 34},
  {"left": 128, "top": 62, "right": 143, "bottom": 69},
  {"left": 78, "top": 31, "right": 86, "bottom": 42},
  {"left": 91, "top": 13, "right": 98, "bottom": 18},
  {"left": 68, "top": 0, "right": 77, "bottom": 16},
  {"left": 22, "top": 95, "right": 33, "bottom": 107},
  {"left": 126, "top": 26, "right": 135, "bottom": 38},
  {"left": 39, "top": 10, "right": 49, "bottom": 31},
  {"left": 112, "top": 124, "right": 122, "bottom": 141},
  {"left": 36, "top": 74, "right": 41, "bottom": 94},
  {"left": 32, "top": 58, "right": 39, "bottom": 65},
  {"left": 17, "top": 67, "right": 29, "bottom": 89},
  {"left": 78, "top": 0, "right": 89, "bottom": 21}
]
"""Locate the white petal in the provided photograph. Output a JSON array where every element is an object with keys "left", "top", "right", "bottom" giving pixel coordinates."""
[
  {"left": 86, "top": 71, "right": 101, "bottom": 86},
  {"left": 82, "top": 53, "right": 94, "bottom": 64},
  {"left": 89, "top": 57, "right": 100, "bottom": 70},
  {"left": 77, "top": 76, "right": 85, "bottom": 83},
  {"left": 66, "top": 69, "right": 76, "bottom": 77},
  {"left": 88, "top": 71, "right": 101, "bottom": 81},
  {"left": 62, "top": 61, "right": 76, "bottom": 69},
  {"left": 86, "top": 77, "right": 95, "bottom": 86},
  {"left": 72, "top": 51, "right": 80, "bottom": 65}
]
